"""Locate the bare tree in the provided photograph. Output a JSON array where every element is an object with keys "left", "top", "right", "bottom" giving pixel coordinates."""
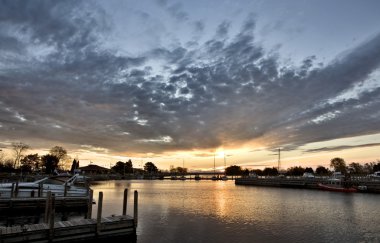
[
  {"left": 50, "top": 146, "right": 67, "bottom": 160},
  {"left": 12, "top": 142, "right": 30, "bottom": 168}
]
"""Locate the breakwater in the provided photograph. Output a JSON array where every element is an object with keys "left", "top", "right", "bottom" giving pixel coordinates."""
[{"left": 235, "top": 177, "right": 380, "bottom": 193}]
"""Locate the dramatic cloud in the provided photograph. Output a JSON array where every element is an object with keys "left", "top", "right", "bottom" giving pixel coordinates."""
[
  {"left": 0, "top": 0, "right": 379, "bottom": 159},
  {"left": 304, "top": 143, "right": 380, "bottom": 153}
]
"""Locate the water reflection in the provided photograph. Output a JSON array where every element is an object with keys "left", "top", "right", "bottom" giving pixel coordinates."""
[{"left": 90, "top": 180, "right": 380, "bottom": 243}]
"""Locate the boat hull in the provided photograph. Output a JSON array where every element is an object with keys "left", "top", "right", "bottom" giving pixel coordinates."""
[{"left": 317, "top": 183, "right": 357, "bottom": 193}]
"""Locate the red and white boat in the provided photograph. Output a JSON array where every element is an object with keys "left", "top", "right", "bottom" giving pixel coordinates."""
[{"left": 317, "top": 178, "right": 357, "bottom": 193}]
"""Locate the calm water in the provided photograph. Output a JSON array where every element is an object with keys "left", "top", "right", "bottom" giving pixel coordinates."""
[{"left": 90, "top": 180, "right": 380, "bottom": 243}]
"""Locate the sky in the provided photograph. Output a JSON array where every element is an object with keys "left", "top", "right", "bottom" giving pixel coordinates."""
[{"left": 0, "top": 0, "right": 380, "bottom": 171}]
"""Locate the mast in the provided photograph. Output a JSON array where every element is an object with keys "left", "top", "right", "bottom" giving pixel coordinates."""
[
  {"left": 224, "top": 153, "right": 226, "bottom": 174},
  {"left": 183, "top": 158, "right": 185, "bottom": 175},
  {"left": 277, "top": 148, "right": 281, "bottom": 171},
  {"left": 214, "top": 153, "right": 216, "bottom": 175}
]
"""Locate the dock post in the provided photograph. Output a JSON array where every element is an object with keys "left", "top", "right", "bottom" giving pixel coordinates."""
[
  {"left": 123, "top": 188, "right": 128, "bottom": 215},
  {"left": 15, "top": 181, "right": 19, "bottom": 198},
  {"left": 44, "top": 191, "right": 52, "bottom": 223},
  {"left": 38, "top": 183, "right": 44, "bottom": 197},
  {"left": 38, "top": 183, "right": 42, "bottom": 197},
  {"left": 64, "top": 183, "right": 68, "bottom": 197},
  {"left": 49, "top": 194, "right": 56, "bottom": 241},
  {"left": 133, "top": 190, "right": 138, "bottom": 226},
  {"left": 86, "top": 189, "right": 93, "bottom": 219},
  {"left": 96, "top": 191, "right": 103, "bottom": 235},
  {"left": 11, "top": 183, "right": 15, "bottom": 198}
]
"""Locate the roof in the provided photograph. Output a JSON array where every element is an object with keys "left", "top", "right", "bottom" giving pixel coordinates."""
[{"left": 79, "top": 164, "right": 109, "bottom": 171}]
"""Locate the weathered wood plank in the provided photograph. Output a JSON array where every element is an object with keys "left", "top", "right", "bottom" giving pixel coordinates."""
[{"left": 0, "top": 216, "right": 134, "bottom": 240}]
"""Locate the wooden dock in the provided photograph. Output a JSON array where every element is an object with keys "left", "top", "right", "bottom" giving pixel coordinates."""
[
  {"left": 0, "top": 189, "right": 138, "bottom": 242},
  {"left": 0, "top": 215, "right": 135, "bottom": 242},
  {"left": 0, "top": 196, "right": 89, "bottom": 211}
]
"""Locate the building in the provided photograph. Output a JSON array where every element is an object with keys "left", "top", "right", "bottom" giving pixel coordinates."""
[{"left": 78, "top": 164, "right": 110, "bottom": 174}]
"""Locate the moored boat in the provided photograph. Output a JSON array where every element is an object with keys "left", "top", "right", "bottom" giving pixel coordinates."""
[
  {"left": 317, "top": 179, "right": 357, "bottom": 193},
  {"left": 0, "top": 174, "right": 89, "bottom": 198}
]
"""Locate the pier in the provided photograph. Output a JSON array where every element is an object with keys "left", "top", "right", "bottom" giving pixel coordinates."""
[
  {"left": 235, "top": 177, "right": 380, "bottom": 193},
  {"left": 0, "top": 189, "right": 138, "bottom": 242}
]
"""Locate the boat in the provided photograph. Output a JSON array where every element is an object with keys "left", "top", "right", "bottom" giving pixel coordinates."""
[
  {"left": 194, "top": 174, "right": 201, "bottom": 180},
  {"left": 0, "top": 174, "right": 89, "bottom": 198},
  {"left": 221, "top": 175, "right": 228, "bottom": 181},
  {"left": 317, "top": 178, "right": 357, "bottom": 193},
  {"left": 368, "top": 171, "right": 380, "bottom": 180}
]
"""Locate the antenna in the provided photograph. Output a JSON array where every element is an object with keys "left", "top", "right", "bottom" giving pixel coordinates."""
[{"left": 214, "top": 153, "right": 216, "bottom": 174}]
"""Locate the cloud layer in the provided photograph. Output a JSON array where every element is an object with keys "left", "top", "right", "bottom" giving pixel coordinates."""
[{"left": 0, "top": 0, "right": 379, "bottom": 156}]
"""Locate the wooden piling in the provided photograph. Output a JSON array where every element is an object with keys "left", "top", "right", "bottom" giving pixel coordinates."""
[
  {"left": 96, "top": 191, "right": 103, "bottom": 235},
  {"left": 133, "top": 190, "right": 138, "bottom": 226},
  {"left": 64, "top": 183, "right": 68, "bottom": 197},
  {"left": 15, "top": 181, "right": 19, "bottom": 198},
  {"left": 38, "top": 183, "right": 42, "bottom": 197},
  {"left": 44, "top": 191, "right": 52, "bottom": 223},
  {"left": 10, "top": 183, "right": 15, "bottom": 198},
  {"left": 86, "top": 189, "right": 93, "bottom": 219},
  {"left": 123, "top": 188, "right": 128, "bottom": 215},
  {"left": 49, "top": 194, "right": 56, "bottom": 240}
]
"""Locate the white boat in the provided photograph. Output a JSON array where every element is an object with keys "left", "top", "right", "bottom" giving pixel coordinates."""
[
  {"left": 0, "top": 174, "right": 89, "bottom": 198},
  {"left": 369, "top": 171, "right": 380, "bottom": 180}
]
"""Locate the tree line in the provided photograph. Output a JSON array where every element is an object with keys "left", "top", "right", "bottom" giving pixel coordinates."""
[
  {"left": 0, "top": 142, "right": 78, "bottom": 174},
  {"left": 224, "top": 157, "right": 380, "bottom": 176},
  {"left": 2, "top": 143, "right": 379, "bottom": 177}
]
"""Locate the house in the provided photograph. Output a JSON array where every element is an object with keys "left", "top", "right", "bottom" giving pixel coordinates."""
[{"left": 78, "top": 164, "right": 110, "bottom": 174}]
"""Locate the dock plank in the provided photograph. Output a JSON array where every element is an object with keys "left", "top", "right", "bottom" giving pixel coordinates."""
[{"left": 0, "top": 216, "right": 135, "bottom": 243}]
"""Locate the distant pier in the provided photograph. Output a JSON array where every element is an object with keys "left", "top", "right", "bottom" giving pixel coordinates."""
[{"left": 235, "top": 177, "right": 380, "bottom": 193}]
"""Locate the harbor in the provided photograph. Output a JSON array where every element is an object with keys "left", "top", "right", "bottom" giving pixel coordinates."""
[{"left": 89, "top": 180, "right": 380, "bottom": 242}]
